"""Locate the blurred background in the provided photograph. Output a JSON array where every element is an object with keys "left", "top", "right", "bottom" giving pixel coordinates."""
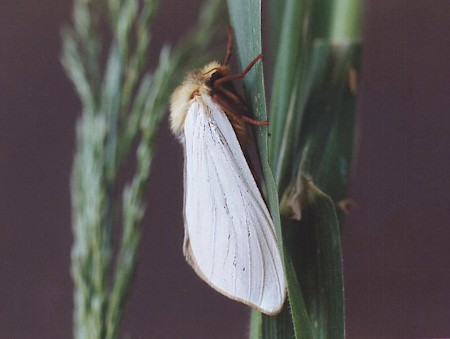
[{"left": 1, "top": 0, "right": 450, "bottom": 338}]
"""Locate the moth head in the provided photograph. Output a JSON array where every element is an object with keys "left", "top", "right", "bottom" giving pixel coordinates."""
[
  {"left": 170, "top": 61, "right": 230, "bottom": 137},
  {"left": 201, "top": 62, "right": 230, "bottom": 88}
]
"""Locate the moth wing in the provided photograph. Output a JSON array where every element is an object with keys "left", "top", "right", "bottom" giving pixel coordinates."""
[{"left": 183, "top": 94, "right": 286, "bottom": 315}]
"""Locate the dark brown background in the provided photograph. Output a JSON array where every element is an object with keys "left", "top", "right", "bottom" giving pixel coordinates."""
[{"left": 2, "top": 1, "right": 450, "bottom": 338}]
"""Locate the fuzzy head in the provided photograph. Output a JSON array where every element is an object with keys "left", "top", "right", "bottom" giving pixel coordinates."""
[{"left": 169, "top": 62, "right": 230, "bottom": 137}]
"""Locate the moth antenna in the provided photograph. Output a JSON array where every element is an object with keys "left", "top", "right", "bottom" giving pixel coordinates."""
[
  {"left": 214, "top": 54, "right": 262, "bottom": 88},
  {"left": 203, "top": 67, "right": 220, "bottom": 75},
  {"left": 224, "top": 26, "right": 233, "bottom": 66}
]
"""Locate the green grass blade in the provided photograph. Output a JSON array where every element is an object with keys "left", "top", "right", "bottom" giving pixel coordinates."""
[
  {"left": 281, "top": 40, "right": 361, "bottom": 339},
  {"left": 285, "top": 177, "right": 344, "bottom": 339},
  {"left": 282, "top": 256, "right": 313, "bottom": 339},
  {"left": 269, "top": 0, "right": 286, "bottom": 57},
  {"left": 249, "top": 310, "right": 262, "bottom": 339},
  {"left": 226, "top": 0, "right": 282, "bottom": 260},
  {"left": 329, "top": 0, "right": 363, "bottom": 41},
  {"left": 297, "top": 42, "right": 361, "bottom": 204},
  {"left": 227, "top": 1, "right": 314, "bottom": 338},
  {"left": 269, "top": 0, "right": 312, "bottom": 187}
]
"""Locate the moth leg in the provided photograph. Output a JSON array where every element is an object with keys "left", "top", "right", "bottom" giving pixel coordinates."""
[
  {"left": 214, "top": 54, "right": 262, "bottom": 88},
  {"left": 224, "top": 26, "right": 233, "bottom": 66},
  {"left": 241, "top": 115, "right": 269, "bottom": 126},
  {"left": 213, "top": 92, "right": 269, "bottom": 126}
]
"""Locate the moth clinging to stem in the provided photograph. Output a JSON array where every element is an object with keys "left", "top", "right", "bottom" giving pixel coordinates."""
[{"left": 169, "top": 27, "right": 286, "bottom": 315}]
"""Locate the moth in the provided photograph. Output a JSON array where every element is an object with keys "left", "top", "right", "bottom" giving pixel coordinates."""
[{"left": 169, "top": 29, "right": 286, "bottom": 315}]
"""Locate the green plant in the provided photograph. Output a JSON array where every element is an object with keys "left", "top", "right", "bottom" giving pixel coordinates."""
[
  {"left": 62, "top": 0, "right": 225, "bottom": 337},
  {"left": 63, "top": 0, "right": 362, "bottom": 337},
  {"left": 227, "top": 0, "right": 363, "bottom": 338}
]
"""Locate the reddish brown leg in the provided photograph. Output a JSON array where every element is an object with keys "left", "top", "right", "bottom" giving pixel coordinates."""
[
  {"left": 224, "top": 26, "right": 233, "bottom": 66},
  {"left": 214, "top": 54, "right": 263, "bottom": 88},
  {"left": 241, "top": 115, "right": 269, "bottom": 126},
  {"left": 213, "top": 92, "right": 269, "bottom": 127}
]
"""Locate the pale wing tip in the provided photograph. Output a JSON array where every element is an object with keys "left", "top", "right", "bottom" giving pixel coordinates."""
[
  {"left": 212, "top": 282, "right": 287, "bottom": 316},
  {"left": 184, "top": 246, "right": 287, "bottom": 316},
  {"left": 257, "top": 282, "right": 287, "bottom": 316}
]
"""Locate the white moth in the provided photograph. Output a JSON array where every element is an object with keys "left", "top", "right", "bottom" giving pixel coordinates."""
[{"left": 169, "top": 32, "right": 286, "bottom": 315}]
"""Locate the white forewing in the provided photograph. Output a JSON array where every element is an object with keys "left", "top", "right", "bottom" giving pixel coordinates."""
[{"left": 183, "top": 94, "right": 286, "bottom": 315}]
